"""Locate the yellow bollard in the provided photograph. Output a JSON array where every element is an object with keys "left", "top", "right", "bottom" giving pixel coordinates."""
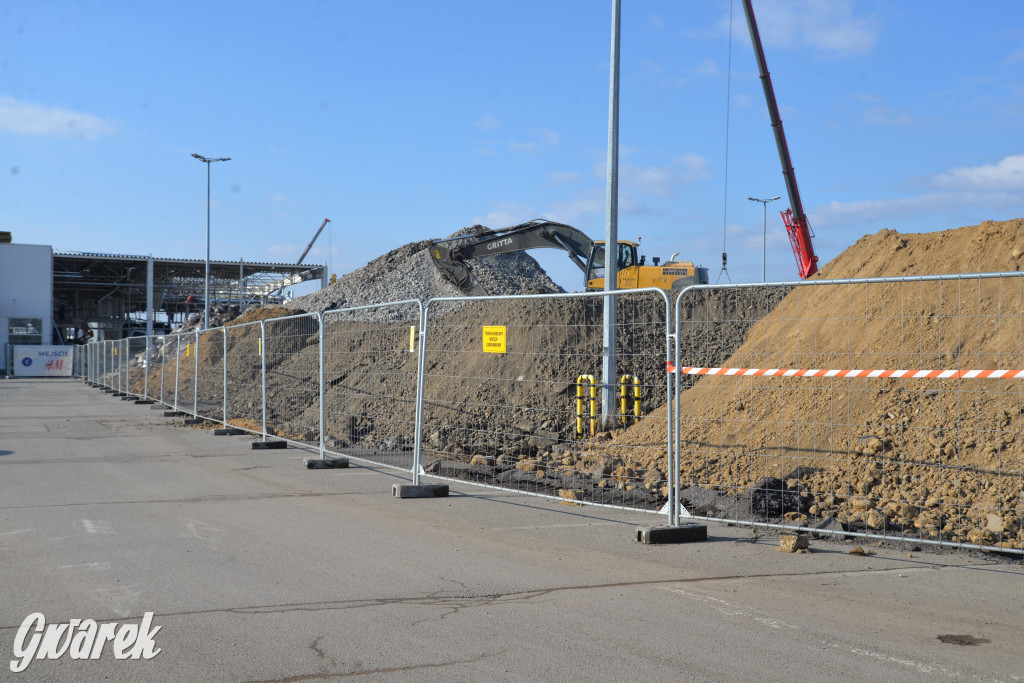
[
  {"left": 620, "top": 375, "right": 641, "bottom": 425},
  {"left": 576, "top": 375, "right": 597, "bottom": 437}
]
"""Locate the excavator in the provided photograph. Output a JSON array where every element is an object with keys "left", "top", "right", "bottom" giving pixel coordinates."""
[{"left": 429, "top": 219, "right": 708, "bottom": 295}]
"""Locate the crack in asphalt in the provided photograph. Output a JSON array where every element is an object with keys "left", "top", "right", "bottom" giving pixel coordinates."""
[
  {"left": 243, "top": 648, "right": 505, "bottom": 682},
  {"left": 0, "top": 562, "right": 991, "bottom": 633}
]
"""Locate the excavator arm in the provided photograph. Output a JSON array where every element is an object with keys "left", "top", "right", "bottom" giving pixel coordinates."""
[{"left": 430, "top": 220, "right": 596, "bottom": 295}]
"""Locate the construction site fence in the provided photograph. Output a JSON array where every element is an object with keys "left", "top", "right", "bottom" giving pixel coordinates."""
[
  {"left": 673, "top": 272, "right": 1024, "bottom": 555},
  {"left": 76, "top": 274, "right": 1024, "bottom": 555}
]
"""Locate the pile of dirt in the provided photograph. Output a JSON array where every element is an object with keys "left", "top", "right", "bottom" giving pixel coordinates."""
[
  {"left": 814, "top": 218, "right": 1024, "bottom": 279},
  {"left": 284, "top": 226, "right": 564, "bottom": 313},
  {"left": 599, "top": 218, "right": 1024, "bottom": 549}
]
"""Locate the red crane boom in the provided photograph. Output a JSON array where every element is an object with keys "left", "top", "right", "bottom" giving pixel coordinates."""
[{"left": 741, "top": 0, "right": 818, "bottom": 279}]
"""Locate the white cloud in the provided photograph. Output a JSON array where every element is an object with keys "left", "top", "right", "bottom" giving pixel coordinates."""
[
  {"left": 931, "top": 154, "right": 1024, "bottom": 191},
  {"left": 547, "top": 171, "right": 582, "bottom": 186},
  {"left": 508, "top": 128, "right": 560, "bottom": 154},
  {"left": 268, "top": 193, "right": 292, "bottom": 204},
  {"left": 672, "top": 154, "right": 712, "bottom": 183},
  {"left": 749, "top": 0, "right": 879, "bottom": 57},
  {"left": 800, "top": 156, "right": 1024, "bottom": 232},
  {"left": 548, "top": 192, "right": 605, "bottom": 223},
  {"left": 475, "top": 113, "right": 501, "bottom": 130},
  {"left": 470, "top": 202, "right": 540, "bottom": 229},
  {"left": 598, "top": 154, "right": 711, "bottom": 196},
  {"left": 267, "top": 243, "right": 298, "bottom": 257},
  {"left": 536, "top": 129, "right": 560, "bottom": 145},
  {"left": 688, "top": 58, "right": 720, "bottom": 78},
  {"left": 509, "top": 139, "right": 540, "bottom": 154},
  {"left": 650, "top": 13, "right": 664, "bottom": 31},
  {"left": 862, "top": 105, "right": 917, "bottom": 126},
  {"left": 1007, "top": 46, "right": 1024, "bottom": 64},
  {"left": 0, "top": 96, "right": 117, "bottom": 139}
]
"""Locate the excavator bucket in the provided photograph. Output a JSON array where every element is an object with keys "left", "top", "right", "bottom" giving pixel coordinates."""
[{"left": 429, "top": 244, "right": 487, "bottom": 296}]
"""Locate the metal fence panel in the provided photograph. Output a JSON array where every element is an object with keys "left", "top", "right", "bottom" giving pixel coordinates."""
[
  {"left": 418, "top": 289, "right": 673, "bottom": 513},
  {"left": 191, "top": 328, "right": 225, "bottom": 423},
  {"left": 125, "top": 337, "right": 148, "bottom": 398},
  {"left": 674, "top": 274, "right": 1024, "bottom": 554},
  {"left": 322, "top": 301, "right": 423, "bottom": 471},
  {"left": 223, "top": 321, "right": 268, "bottom": 436},
  {"left": 174, "top": 332, "right": 198, "bottom": 415},
  {"left": 263, "top": 313, "right": 322, "bottom": 447}
]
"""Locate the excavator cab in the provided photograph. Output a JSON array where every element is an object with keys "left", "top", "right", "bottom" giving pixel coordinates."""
[{"left": 585, "top": 241, "right": 639, "bottom": 290}]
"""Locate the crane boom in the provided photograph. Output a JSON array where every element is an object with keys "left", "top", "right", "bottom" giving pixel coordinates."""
[
  {"left": 740, "top": 0, "right": 818, "bottom": 279},
  {"left": 297, "top": 218, "right": 330, "bottom": 265}
]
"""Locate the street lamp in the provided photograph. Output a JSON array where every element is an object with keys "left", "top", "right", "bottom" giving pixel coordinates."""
[
  {"left": 748, "top": 196, "right": 780, "bottom": 282},
  {"left": 191, "top": 153, "right": 231, "bottom": 330}
]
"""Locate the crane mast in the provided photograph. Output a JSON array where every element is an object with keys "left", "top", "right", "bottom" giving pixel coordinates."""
[
  {"left": 298, "top": 218, "right": 330, "bottom": 265},
  {"left": 740, "top": 0, "right": 818, "bottom": 279}
]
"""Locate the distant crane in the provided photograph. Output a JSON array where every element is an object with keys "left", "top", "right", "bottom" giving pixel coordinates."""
[
  {"left": 297, "top": 218, "right": 330, "bottom": 265},
  {"left": 741, "top": 0, "right": 819, "bottom": 279}
]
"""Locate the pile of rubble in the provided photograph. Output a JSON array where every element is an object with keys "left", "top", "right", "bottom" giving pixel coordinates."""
[
  {"left": 284, "top": 226, "right": 564, "bottom": 313},
  {"left": 171, "top": 304, "right": 244, "bottom": 334}
]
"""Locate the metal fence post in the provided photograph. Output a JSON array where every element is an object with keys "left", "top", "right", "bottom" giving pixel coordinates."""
[
  {"left": 261, "top": 321, "right": 267, "bottom": 442},
  {"left": 173, "top": 335, "right": 180, "bottom": 413},
  {"left": 411, "top": 302, "right": 430, "bottom": 485},
  {"left": 160, "top": 337, "right": 166, "bottom": 405},
  {"left": 144, "top": 336, "right": 150, "bottom": 400},
  {"left": 222, "top": 328, "right": 228, "bottom": 427},
  {"left": 192, "top": 332, "right": 199, "bottom": 417},
  {"left": 318, "top": 312, "right": 325, "bottom": 460},
  {"left": 665, "top": 306, "right": 678, "bottom": 527}
]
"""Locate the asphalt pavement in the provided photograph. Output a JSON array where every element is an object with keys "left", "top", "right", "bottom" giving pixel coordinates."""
[{"left": 1, "top": 378, "right": 1021, "bottom": 682}]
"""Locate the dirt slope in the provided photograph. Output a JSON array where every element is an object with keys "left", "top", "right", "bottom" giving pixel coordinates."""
[{"left": 604, "top": 218, "right": 1024, "bottom": 549}]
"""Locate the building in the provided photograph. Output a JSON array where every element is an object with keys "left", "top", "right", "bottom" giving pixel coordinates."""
[
  {"left": 1, "top": 235, "right": 324, "bottom": 373},
  {"left": 0, "top": 242, "right": 55, "bottom": 373}
]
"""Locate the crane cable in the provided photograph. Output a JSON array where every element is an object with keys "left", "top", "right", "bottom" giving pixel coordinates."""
[{"left": 717, "top": 0, "right": 735, "bottom": 284}]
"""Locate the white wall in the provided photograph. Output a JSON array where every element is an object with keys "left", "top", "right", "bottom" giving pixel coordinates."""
[{"left": 0, "top": 243, "right": 53, "bottom": 371}]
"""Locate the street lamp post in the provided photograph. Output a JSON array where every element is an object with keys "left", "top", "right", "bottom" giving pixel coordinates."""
[
  {"left": 191, "top": 153, "right": 231, "bottom": 330},
  {"left": 748, "top": 196, "right": 780, "bottom": 282}
]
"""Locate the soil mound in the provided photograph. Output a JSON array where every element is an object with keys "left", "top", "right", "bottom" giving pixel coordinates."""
[
  {"left": 605, "top": 218, "right": 1024, "bottom": 549},
  {"left": 815, "top": 218, "right": 1024, "bottom": 279}
]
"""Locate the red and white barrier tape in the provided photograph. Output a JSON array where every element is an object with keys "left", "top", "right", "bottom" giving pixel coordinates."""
[{"left": 665, "top": 362, "right": 1024, "bottom": 379}]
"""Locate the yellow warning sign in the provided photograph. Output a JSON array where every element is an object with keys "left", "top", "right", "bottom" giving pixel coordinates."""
[
  {"left": 409, "top": 325, "right": 416, "bottom": 353},
  {"left": 482, "top": 326, "right": 506, "bottom": 354}
]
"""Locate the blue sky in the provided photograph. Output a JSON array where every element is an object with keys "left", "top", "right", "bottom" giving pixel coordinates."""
[{"left": 3, "top": 1, "right": 1023, "bottom": 293}]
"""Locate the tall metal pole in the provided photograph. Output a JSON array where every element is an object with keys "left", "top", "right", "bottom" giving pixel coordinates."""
[
  {"left": 601, "top": 0, "right": 621, "bottom": 429},
  {"left": 204, "top": 162, "right": 210, "bottom": 329},
  {"left": 191, "top": 153, "right": 231, "bottom": 330},
  {"left": 748, "top": 196, "right": 780, "bottom": 282}
]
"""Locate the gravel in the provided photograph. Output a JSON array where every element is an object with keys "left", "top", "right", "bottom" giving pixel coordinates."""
[{"left": 284, "top": 225, "right": 565, "bottom": 314}]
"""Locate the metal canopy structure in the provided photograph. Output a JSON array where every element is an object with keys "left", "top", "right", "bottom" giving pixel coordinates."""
[{"left": 52, "top": 251, "right": 324, "bottom": 340}]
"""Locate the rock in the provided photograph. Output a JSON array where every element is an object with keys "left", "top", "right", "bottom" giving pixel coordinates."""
[
  {"left": 849, "top": 546, "right": 873, "bottom": 556},
  {"left": 778, "top": 533, "right": 809, "bottom": 552},
  {"left": 558, "top": 489, "right": 583, "bottom": 504},
  {"left": 515, "top": 459, "right": 539, "bottom": 472},
  {"left": 865, "top": 509, "right": 887, "bottom": 529}
]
